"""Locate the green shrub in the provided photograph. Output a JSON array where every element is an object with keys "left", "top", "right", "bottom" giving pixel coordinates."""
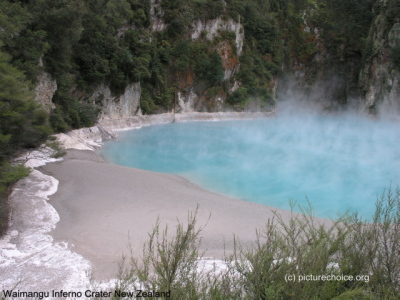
[
  {"left": 140, "top": 91, "right": 157, "bottom": 115},
  {"left": 0, "top": 163, "right": 30, "bottom": 187},
  {"left": 49, "top": 108, "right": 69, "bottom": 133},
  {"left": 108, "top": 187, "right": 400, "bottom": 299},
  {"left": 195, "top": 52, "right": 224, "bottom": 86},
  {"left": 78, "top": 103, "right": 101, "bottom": 128},
  {"left": 50, "top": 74, "right": 101, "bottom": 131},
  {"left": 227, "top": 87, "right": 248, "bottom": 105},
  {"left": 45, "top": 140, "right": 66, "bottom": 159},
  {"left": 113, "top": 209, "right": 206, "bottom": 299},
  {"left": 154, "top": 88, "right": 175, "bottom": 110},
  {"left": 0, "top": 49, "right": 50, "bottom": 160},
  {"left": 166, "top": 19, "right": 186, "bottom": 39},
  {"left": 0, "top": 163, "right": 30, "bottom": 235}
]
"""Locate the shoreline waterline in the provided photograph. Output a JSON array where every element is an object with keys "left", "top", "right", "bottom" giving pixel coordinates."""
[
  {"left": 43, "top": 150, "right": 298, "bottom": 279},
  {"left": 2, "top": 111, "right": 335, "bottom": 291},
  {"left": 0, "top": 148, "right": 95, "bottom": 292},
  {"left": 99, "top": 111, "right": 399, "bottom": 219}
]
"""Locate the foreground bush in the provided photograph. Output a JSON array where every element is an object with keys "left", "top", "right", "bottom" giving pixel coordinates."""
[
  {"left": 0, "top": 163, "right": 30, "bottom": 235},
  {"left": 108, "top": 188, "right": 400, "bottom": 300}
]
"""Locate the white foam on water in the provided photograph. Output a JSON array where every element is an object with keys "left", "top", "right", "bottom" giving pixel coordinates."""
[
  {"left": 196, "top": 258, "right": 230, "bottom": 276},
  {"left": 0, "top": 113, "right": 278, "bottom": 297},
  {"left": 0, "top": 149, "right": 97, "bottom": 295},
  {"left": 16, "top": 147, "right": 63, "bottom": 168}
]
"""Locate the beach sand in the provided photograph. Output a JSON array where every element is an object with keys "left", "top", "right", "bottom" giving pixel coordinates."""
[{"left": 41, "top": 149, "right": 297, "bottom": 280}]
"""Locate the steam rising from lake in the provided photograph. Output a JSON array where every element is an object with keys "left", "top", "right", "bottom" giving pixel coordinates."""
[{"left": 100, "top": 108, "right": 400, "bottom": 219}]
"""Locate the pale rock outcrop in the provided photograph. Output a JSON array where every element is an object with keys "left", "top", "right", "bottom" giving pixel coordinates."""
[
  {"left": 216, "top": 41, "right": 240, "bottom": 80},
  {"left": 150, "top": 0, "right": 166, "bottom": 32},
  {"left": 177, "top": 90, "right": 198, "bottom": 113},
  {"left": 56, "top": 125, "right": 115, "bottom": 151},
  {"left": 15, "top": 147, "right": 62, "bottom": 168},
  {"left": 360, "top": 17, "right": 400, "bottom": 114},
  {"left": 34, "top": 72, "right": 57, "bottom": 112},
  {"left": 191, "top": 18, "right": 244, "bottom": 55},
  {"left": 116, "top": 24, "right": 135, "bottom": 38},
  {"left": 92, "top": 82, "right": 142, "bottom": 120},
  {"left": 229, "top": 81, "right": 240, "bottom": 93},
  {"left": 179, "top": 18, "right": 245, "bottom": 112},
  {"left": 55, "top": 112, "right": 273, "bottom": 149},
  {"left": 177, "top": 89, "right": 227, "bottom": 113},
  {"left": 98, "top": 112, "right": 273, "bottom": 132},
  {"left": 223, "top": 66, "right": 238, "bottom": 81}
]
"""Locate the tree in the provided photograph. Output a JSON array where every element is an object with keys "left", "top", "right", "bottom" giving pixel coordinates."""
[
  {"left": 0, "top": 0, "right": 31, "bottom": 45},
  {"left": 195, "top": 52, "right": 224, "bottom": 85},
  {"left": 0, "top": 49, "right": 50, "bottom": 161}
]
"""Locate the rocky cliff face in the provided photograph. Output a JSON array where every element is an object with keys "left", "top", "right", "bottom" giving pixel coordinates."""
[
  {"left": 32, "top": 1, "right": 398, "bottom": 119},
  {"left": 191, "top": 18, "right": 244, "bottom": 55},
  {"left": 279, "top": 7, "right": 364, "bottom": 110},
  {"left": 35, "top": 14, "right": 245, "bottom": 117},
  {"left": 177, "top": 18, "right": 244, "bottom": 113},
  {"left": 92, "top": 82, "right": 142, "bottom": 119},
  {"left": 150, "top": 0, "right": 166, "bottom": 32},
  {"left": 290, "top": 0, "right": 400, "bottom": 114},
  {"left": 34, "top": 72, "right": 57, "bottom": 112},
  {"left": 360, "top": 8, "right": 400, "bottom": 115}
]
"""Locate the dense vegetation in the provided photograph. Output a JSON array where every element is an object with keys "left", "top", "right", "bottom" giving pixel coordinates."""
[
  {"left": 0, "top": 0, "right": 382, "bottom": 127},
  {"left": 0, "top": 1, "right": 51, "bottom": 233},
  {"left": 110, "top": 188, "right": 400, "bottom": 299}
]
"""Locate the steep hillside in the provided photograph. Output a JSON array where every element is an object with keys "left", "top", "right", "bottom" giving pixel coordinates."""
[
  {"left": 359, "top": 0, "right": 400, "bottom": 114},
  {"left": 0, "top": 0, "right": 399, "bottom": 138}
]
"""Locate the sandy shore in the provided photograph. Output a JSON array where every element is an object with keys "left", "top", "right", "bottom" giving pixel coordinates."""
[
  {"left": 41, "top": 149, "right": 297, "bottom": 280},
  {"left": 0, "top": 148, "right": 92, "bottom": 292},
  {"left": 1, "top": 112, "right": 333, "bottom": 292}
]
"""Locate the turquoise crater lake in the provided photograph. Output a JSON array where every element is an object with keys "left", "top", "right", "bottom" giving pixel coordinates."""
[{"left": 99, "top": 111, "right": 400, "bottom": 219}]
